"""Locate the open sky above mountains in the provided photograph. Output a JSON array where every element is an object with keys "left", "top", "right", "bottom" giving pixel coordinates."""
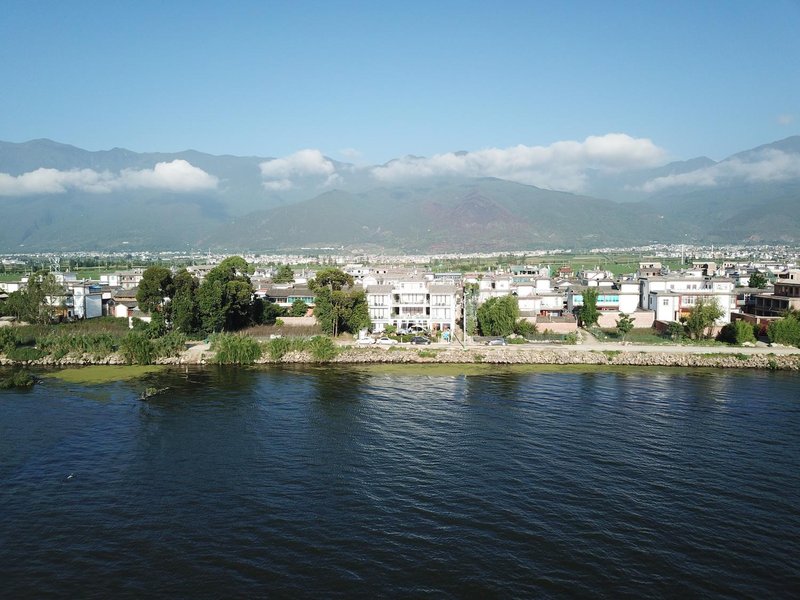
[{"left": 1, "top": 1, "right": 798, "bottom": 167}]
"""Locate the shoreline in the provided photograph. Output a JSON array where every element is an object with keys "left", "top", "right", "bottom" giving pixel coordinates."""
[{"left": 3, "top": 342, "right": 800, "bottom": 371}]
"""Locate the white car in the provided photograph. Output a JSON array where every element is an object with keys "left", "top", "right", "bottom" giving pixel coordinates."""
[
  {"left": 355, "top": 337, "right": 375, "bottom": 345},
  {"left": 377, "top": 336, "right": 398, "bottom": 345}
]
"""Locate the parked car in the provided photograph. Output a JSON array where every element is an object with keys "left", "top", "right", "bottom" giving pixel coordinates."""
[
  {"left": 355, "top": 337, "right": 375, "bottom": 345},
  {"left": 410, "top": 336, "right": 431, "bottom": 345},
  {"left": 377, "top": 336, "right": 398, "bottom": 345},
  {"left": 486, "top": 338, "right": 507, "bottom": 346}
]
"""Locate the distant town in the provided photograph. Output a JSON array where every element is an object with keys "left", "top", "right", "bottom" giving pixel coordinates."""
[{"left": 2, "top": 244, "right": 799, "bottom": 345}]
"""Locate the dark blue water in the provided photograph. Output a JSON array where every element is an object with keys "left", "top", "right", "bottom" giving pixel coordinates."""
[{"left": 1, "top": 366, "right": 799, "bottom": 598}]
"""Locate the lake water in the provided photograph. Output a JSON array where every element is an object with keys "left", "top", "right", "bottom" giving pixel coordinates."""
[{"left": 1, "top": 366, "right": 799, "bottom": 598}]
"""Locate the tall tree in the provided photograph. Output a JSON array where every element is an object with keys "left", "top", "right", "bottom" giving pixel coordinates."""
[
  {"left": 24, "top": 271, "right": 66, "bottom": 323},
  {"left": 198, "top": 256, "right": 254, "bottom": 333},
  {"left": 273, "top": 264, "right": 295, "bottom": 283},
  {"left": 170, "top": 269, "right": 199, "bottom": 333},
  {"left": 309, "top": 269, "right": 368, "bottom": 335},
  {"left": 136, "top": 266, "right": 174, "bottom": 313},
  {"left": 579, "top": 288, "right": 600, "bottom": 327},
  {"left": 310, "top": 268, "right": 353, "bottom": 292},
  {"left": 476, "top": 295, "right": 519, "bottom": 336}
]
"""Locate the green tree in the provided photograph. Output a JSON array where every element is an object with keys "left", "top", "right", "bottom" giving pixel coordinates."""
[
  {"left": 197, "top": 257, "right": 254, "bottom": 333},
  {"left": 23, "top": 271, "right": 66, "bottom": 323},
  {"left": 136, "top": 266, "right": 174, "bottom": 313},
  {"left": 309, "top": 268, "right": 353, "bottom": 292},
  {"left": 313, "top": 288, "right": 370, "bottom": 336},
  {"left": 309, "top": 269, "right": 367, "bottom": 336},
  {"left": 684, "top": 297, "right": 724, "bottom": 339},
  {"left": 579, "top": 288, "right": 600, "bottom": 327},
  {"left": 476, "top": 295, "right": 519, "bottom": 336},
  {"left": 748, "top": 272, "right": 768, "bottom": 289},
  {"left": 767, "top": 313, "right": 800, "bottom": 347},
  {"left": 273, "top": 264, "right": 295, "bottom": 283},
  {"left": 170, "top": 269, "right": 199, "bottom": 334},
  {"left": 615, "top": 312, "right": 634, "bottom": 341},
  {"left": 290, "top": 299, "right": 309, "bottom": 317}
]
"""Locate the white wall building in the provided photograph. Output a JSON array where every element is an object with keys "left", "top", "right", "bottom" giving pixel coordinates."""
[
  {"left": 641, "top": 276, "right": 736, "bottom": 323},
  {"left": 365, "top": 280, "right": 459, "bottom": 333}
]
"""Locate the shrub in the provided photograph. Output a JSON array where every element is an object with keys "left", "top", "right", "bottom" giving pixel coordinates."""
[
  {"left": 664, "top": 321, "right": 686, "bottom": 341},
  {"left": 120, "top": 331, "right": 156, "bottom": 365},
  {"left": 514, "top": 320, "right": 538, "bottom": 337},
  {"left": 0, "top": 327, "right": 17, "bottom": 352},
  {"left": 152, "top": 331, "right": 187, "bottom": 358},
  {"left": 564, "top": 332, "right": 578, "bottom": 345},
  {"left": 308, "top": 336, "right": 338, "bottom": 361},
  {"left": 767, "top": 315, "right": 800, "bottom": 347},
  {"left": 717, "top": 321, "right": 757, "bottom": 345},
  {"left": 6, "top": 347, "right": 46, "bottom": 361},
  {"left": 211, "top": 333, "right": 263, "bottom": 365},
  {"left": 266, "top": 336, "right": 293, "bottom": 360},
  {"left": 0, "top": 369, "right": 36, "bottom": 389},
  {"left": 418, "top": 349, "right": 437, "bottom": 358},
  {"left": 508, "top": 337, "right": 527, "bottom": 344}
]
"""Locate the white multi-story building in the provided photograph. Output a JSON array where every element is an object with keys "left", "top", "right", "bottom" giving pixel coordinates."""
[
  {"left": 364, "top": 280, "right": 459, "bottom": 334},
  {"left": 640, "top": 275, "right": 736, "bottom": 324}
]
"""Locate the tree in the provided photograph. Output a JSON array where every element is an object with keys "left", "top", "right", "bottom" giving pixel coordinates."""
[
  {"left": 684, "top": 297, "right": 724, "bottom": 339},
  {"left": 748, "top": 272, "right": 768, "bottom": 289},
  {"left": 137, "top": 266, "right": 174, "bottom": 314},
  {"left": 197, "top": 257, "right": 254, "bottom": 333},
  {"left": 273, "top": 265, "right": 295, "bottom": 283},
  {"left": 313, "top": 288, "right": 370, "bottom": 336},
  {"left": 476, "top": 295, "right": 519, "bottom": 336},
  {"left": 309, "top": 268, "right": 367, "bottom": 336},
  {"left": 23, "top": 271, "right": 66, "bottom": 323},
  {"left": 615, "top": 312, "right": 634, "bottom": 341},
  {"left": 170, "top": 269, "right": 199, "bottom": 333},
  {"left": 579, "top": 288, "right": 600, "bottom": 327},
  {"left": 309, "top": 268, "right": 353, "bottom": 292},
  {"left": 290, "top": 299, "right": 309, "bottom": 317}
]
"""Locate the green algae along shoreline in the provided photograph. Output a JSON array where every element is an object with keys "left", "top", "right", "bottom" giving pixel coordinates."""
[{"left": 3, "top": 343, "right": 800, "bottom": 371}]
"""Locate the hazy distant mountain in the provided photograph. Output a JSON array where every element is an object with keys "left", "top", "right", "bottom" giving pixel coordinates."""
[
  {"left": 207, "top": 178, "right": 675, "bottom": 252},
  {"left": 0, "top": 136, "right": 798, "bottom": 251}
]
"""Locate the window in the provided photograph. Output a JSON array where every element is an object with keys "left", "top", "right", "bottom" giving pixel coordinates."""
[{"left": 662, "top": 299, "right": 669, "bottom": 306}]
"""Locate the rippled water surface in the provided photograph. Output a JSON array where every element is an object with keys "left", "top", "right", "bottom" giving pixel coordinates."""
[{"left": 1, "top": 366, "right": 799, "bottom": 598}]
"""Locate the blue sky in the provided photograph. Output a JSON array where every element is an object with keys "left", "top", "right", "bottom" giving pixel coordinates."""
[{"left": 1, "top": 0, "right": 798, "bottom": 165}]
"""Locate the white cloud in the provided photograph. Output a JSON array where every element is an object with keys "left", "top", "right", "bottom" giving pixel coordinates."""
[
  {"left": 0, "top": 160, "right": 218, "bottom": 196},
  {"left": 259, "top": 149, "right": 337, "bottom": 190},
  {"left": 777, "top": 114, "right": 795, "bottom": 126},
  {"left": 639, "top": 149, "right": 800, "bottom": 192},
  {"left": 117, "top": 160, "right": 219, "bottom": 192},
  {"left": 369, "top": 134, "right": 666, "bottom": 192}
]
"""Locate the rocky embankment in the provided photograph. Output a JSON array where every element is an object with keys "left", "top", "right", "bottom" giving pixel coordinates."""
[{"left": 3, "top": 345, "right": 800, "bottom": 371}]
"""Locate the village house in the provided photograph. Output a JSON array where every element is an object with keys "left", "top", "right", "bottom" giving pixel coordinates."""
[
  {"left": 749, "top": 269, "right": 800, "bottom": 317},
  {"left": 639, "top": 274, "right": 736, "bottom": 324}
]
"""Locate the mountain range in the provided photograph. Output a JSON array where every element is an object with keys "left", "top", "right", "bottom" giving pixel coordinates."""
[{"left": 1, "top": 136, "right": 798, "bottom": 252}]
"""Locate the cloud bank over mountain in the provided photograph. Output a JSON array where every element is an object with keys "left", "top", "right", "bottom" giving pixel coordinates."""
[
  {"left": 0, "top": 159, "right": 218, "bottom": 196},
  {"left": 368, "top": 134, "right": 666, "bottom": 192},
  {"left": 259, "top": 149, "right": 340, "bottom": 190},
  {"left": 638, "top": 149, "right": 800, "bottom": 192}
]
